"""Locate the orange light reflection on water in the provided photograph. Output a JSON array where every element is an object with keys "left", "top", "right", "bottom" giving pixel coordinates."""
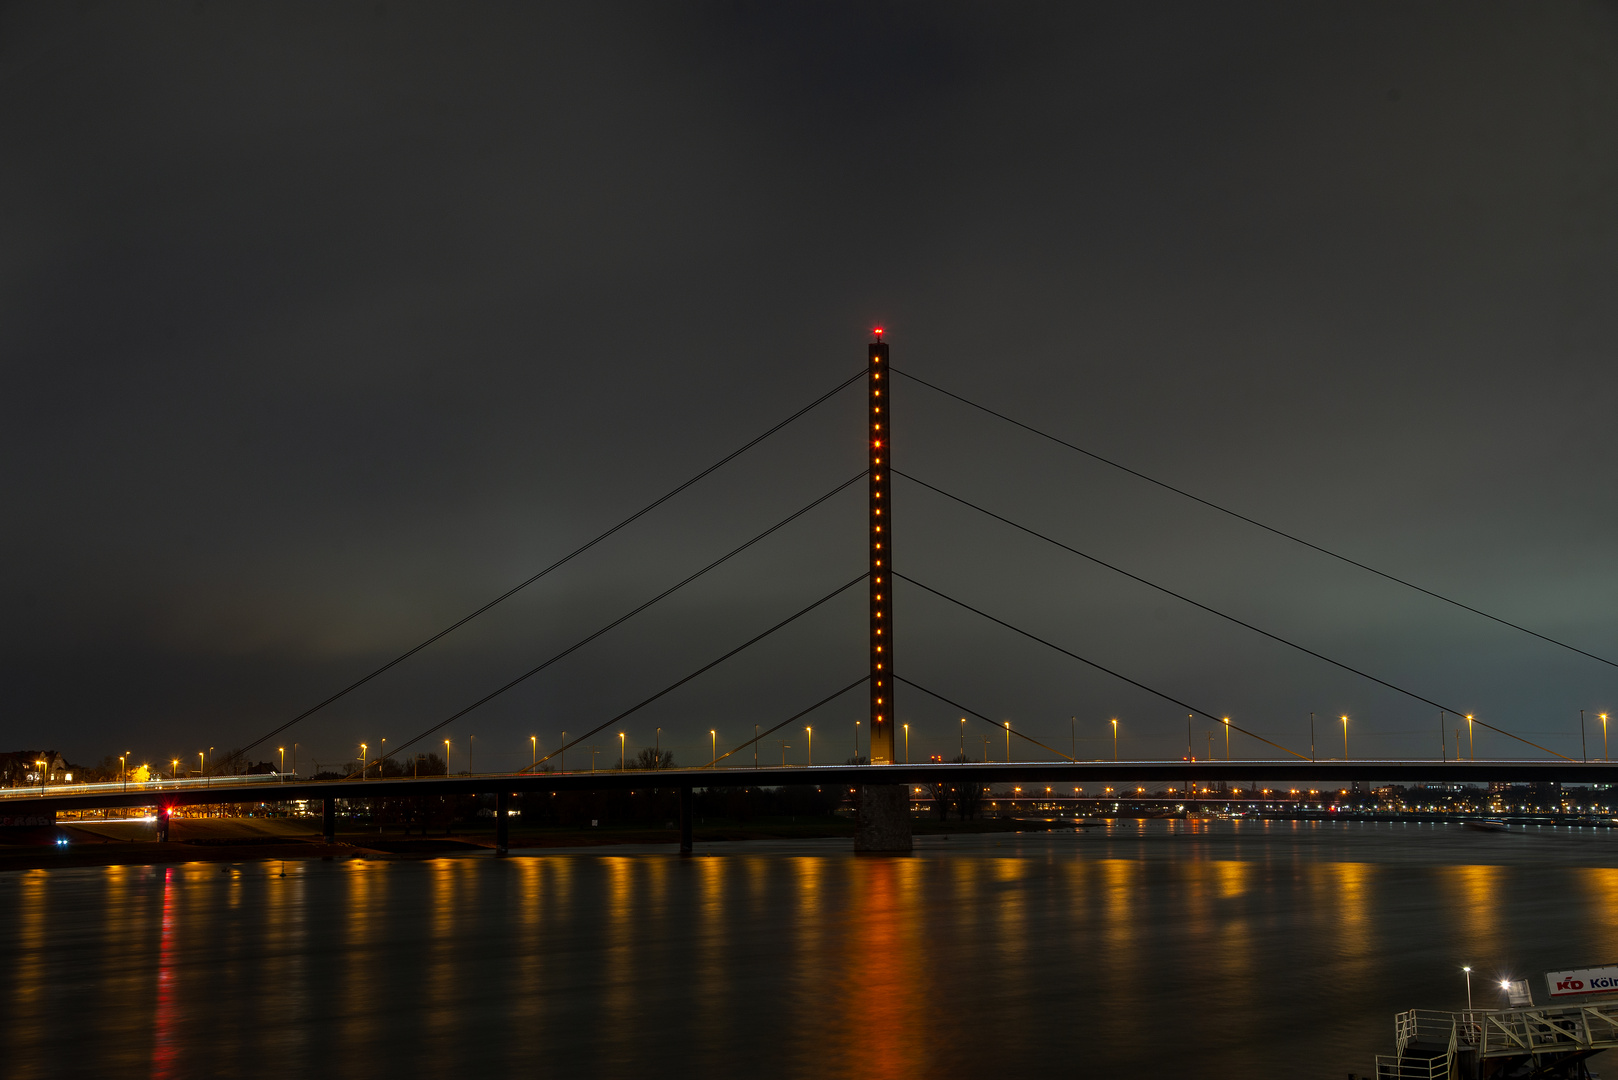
[{"left": 837, "top": 858, "right": 927, "bottom": 1079}]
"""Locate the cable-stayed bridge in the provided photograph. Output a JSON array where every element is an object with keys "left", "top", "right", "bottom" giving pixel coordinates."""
[{"left": 10, "top": 331, "right": 1616, "bottom": 852}]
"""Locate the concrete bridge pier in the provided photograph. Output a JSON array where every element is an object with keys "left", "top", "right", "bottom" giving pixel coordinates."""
[
  {"left": 679, "top": 786, "right": 693, "bottom": 855},
  {"left": 495, "top": 791, "right": 510, "bottom": 856},
  {"left": 322, "top": 798, "right": 335, "bottom": 844},
  {"left": 855, "top": 784, "right": 912, "bottom": 853}
]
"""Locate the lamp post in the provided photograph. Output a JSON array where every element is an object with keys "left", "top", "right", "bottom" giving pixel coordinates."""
[
  {"left": 711, "top": 730, "right": 716, "bottom": 766},
  {"left": 171, "top": 759, "right": 179, "bottom": 781},
  {"left": 293, "top": 743, "right": 298, "bottom": 777},
  {"left": 198, "top": 751, "right": 205, "bottom": 777},
  {"left": 960, "top": 717, "right": 966, "bottom": 758},
  {"left": 656, "top": 727, "right": 661, "bottom": 765},
  {"left": 444, "top": 739, "right": 451, "bottom": 775},
  {"left": 1112, "top": 718, "right": 1118, "bottom": 762},
  {"left": 1604, "top": 713, "right": 1610, "bottom": 761},
  {"left": 1223, "top": 718, "right": 1230, "bottom": 761},
  {"left": 531, "top": 735, "right": 537, "bottom": 770},
  {"left": 1071, "top": 716, "right": 1076, "bottom": 760},
  {"left": 854, "top": 720, "right": 861, "bottom": 761},
  {"left": 903, "top": 723, "right": 909, "bottom": 764},
  {"left": 1466, "top": 715, "right": 1474, "bottom": 761},
  {"left": 1005, "top": 721, "right": 1011, "bottom": 764},
  {"left": 754, "top": 725, "right": 759, "bottom": 769},
  {"left": 119, "top": 753, "right": 127, "bottom": 788},
  {"left": 360, "top": 744, "right": 367, "bottom": 780},
  {"left": 36, "top": 760, "right": 46, "bottom": 793},
  {"left": 1310, "top": 712, "right": 1316, "bottom": 762},
  {"left": 1463, "top": 966, "right": 1473, "bottom": 1010},
  {"left": 619, "top": 732, "right": 626, "bottom": 770},
  {"left": 1341, "top": 715, "right": 1349, "bottom": 760},
  {"left": 278, "top": 747, "right": 285, "bottom": 782},
  {"left": 560, "top": 733, "right": 566, "bottom": 772},
  {"left": 806, "top": 726, "right": 813, "bottom": 766},
  {"left": 469, "top": 735, "right": 474, "bottom": 775}
]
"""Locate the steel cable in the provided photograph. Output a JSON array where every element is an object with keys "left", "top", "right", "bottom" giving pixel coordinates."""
[
  {"left": 892, "top": 365, "right": 1618, "bottom": 672},
  {"left": 229, "top": 367, "right": 866, "bottom": 766},
  {"left": 894, "top": 468, "right": 1572, "bottom": 761}
]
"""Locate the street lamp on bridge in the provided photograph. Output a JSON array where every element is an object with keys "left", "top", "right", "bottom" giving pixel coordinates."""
[
  {"left": 1112, "top": 718, "right": 1118, "bottom": 762},
  {"left": 1341, "top": 716, "right": 1349, "bottom": 760},
  {"left": 806, "top": 726, "right": 812, "bottom": 766},
  {"left": 360, "top": 743, "right": 367, "bottom": 779}
]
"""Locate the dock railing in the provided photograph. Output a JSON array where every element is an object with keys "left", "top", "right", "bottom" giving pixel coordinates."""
[
  {"left": 1380, "top": 1010, "right": 1458, "bottom": 1080},
  {"left": 1380, "top": 998, "right": 1618, "bottom": 1077},
  {"left": 1460, "top": 1001, "right": 1618, "bottom": 1056}
]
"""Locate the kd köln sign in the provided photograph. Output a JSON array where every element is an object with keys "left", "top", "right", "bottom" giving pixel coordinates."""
[{"left": 1547, "top": 966, "right": 1618, "bottom": 999}]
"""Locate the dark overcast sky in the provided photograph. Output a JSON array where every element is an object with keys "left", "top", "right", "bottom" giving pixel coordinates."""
[{"left": 4, "top": 2, "right": 1617, "bottom": 773}]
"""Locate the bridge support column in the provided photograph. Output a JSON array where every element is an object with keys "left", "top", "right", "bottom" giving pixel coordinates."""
[
  {"left": 322, "top": 798, "right": 335, "bottom": 844},
  {"left": 855, "top": 784, "right": 912, "bottom": 853},
  {"left": 495, "top": 791, "right": 510, "bottom": 856},
  {"left": 679, "top": 786, "right": 693, "bottom": 855}
]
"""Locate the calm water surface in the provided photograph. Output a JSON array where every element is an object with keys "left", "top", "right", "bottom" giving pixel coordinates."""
[{"left": 6, "top": 820, "right": 1618, "bottom": 1079}]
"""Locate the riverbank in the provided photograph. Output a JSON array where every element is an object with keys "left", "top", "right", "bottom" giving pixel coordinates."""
[{"left": 0, "top": 814, "right": 1073, "bottom": 872}]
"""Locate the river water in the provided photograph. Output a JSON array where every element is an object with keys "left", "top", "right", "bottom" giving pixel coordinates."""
[{"left": 4, "top": 819, "right": 1618, "bottom": 1079}]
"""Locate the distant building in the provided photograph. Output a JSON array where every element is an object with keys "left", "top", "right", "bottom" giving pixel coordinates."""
[{"left": 0, "top": 751, "right": 72, "bottom": 787}]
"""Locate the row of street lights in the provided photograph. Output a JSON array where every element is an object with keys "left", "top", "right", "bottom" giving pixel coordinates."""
[{"left": 284, "top": 706, "right": 1618, "bottom": 780}]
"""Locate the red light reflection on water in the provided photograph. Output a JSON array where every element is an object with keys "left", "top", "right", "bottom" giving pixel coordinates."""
[{"left": 151, "top": 867, "right": 179, "bottom": 1079}]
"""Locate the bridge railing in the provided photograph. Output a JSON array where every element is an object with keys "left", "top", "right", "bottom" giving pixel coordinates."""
[{"left": 0, "top": 774, "right": 295, "bottom": 800}]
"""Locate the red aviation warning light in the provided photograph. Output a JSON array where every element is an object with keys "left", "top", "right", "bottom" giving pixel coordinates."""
[{"left": 873, "top": 326, "right": 884, "bottom": 339}]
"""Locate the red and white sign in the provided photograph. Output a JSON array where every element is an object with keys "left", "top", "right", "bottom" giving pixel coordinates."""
[{"left": 1546, "top": 966, "right": 1618, "bottom": 998}]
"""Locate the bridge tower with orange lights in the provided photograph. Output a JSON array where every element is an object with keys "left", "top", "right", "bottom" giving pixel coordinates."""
[{"left": 868, "top": 330, "right": 895, "bottom": 765}]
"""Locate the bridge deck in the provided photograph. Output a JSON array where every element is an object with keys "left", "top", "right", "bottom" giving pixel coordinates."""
[{"left": 2, "top": 759, "right": 1617, "bottom": 815}]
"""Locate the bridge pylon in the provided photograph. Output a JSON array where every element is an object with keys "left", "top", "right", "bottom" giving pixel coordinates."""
[
  {"left": 869, "top": 331, "right": 894, "bottom": 766},
  {"left": 857, "top": 328, "right": 911, "bottom": 853}
]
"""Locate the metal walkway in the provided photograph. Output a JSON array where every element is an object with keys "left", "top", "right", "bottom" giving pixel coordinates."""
[{"left": 1376, "top": 1002, "right": 1618, "bottom": 1078}]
